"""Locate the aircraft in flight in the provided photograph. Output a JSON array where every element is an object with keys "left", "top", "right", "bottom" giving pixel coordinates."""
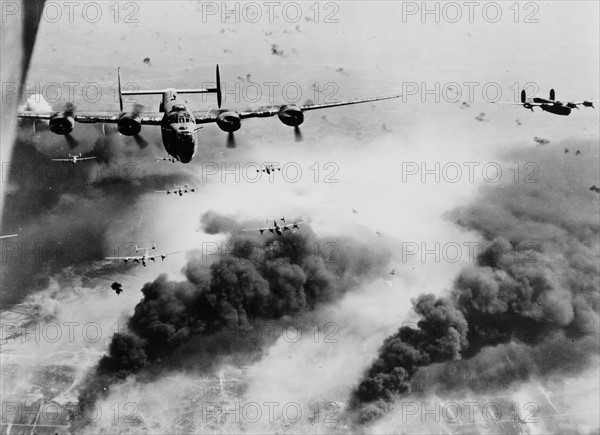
[
  {"left": 497, "top": 89, "right": 598, "bottom": 116},
  {"left": 257, "top": 163, "right": 281, "bottom": 175},
  {"left": 156, "top": 155, "right": 177, "bottom": 163},
  {"left": 155, "top": 184, "right": 196, "bottom": 196},
  {"left": 17, "top": 65, "right": 400, "bottom": 163},
  {"left": 243, "top": 217, "right": 305, "bottom": 235},
  {"left": 105, "top": 243, "right": 181, "bottom": 266},
  {"left": 0, "top": 234, "right": 18, "bottom": 239},
  {"left": 52, "top": 153, "right": 96, "bottom": 164}
]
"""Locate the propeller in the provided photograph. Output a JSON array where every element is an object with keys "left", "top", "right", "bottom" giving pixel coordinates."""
[
  {"left": 65, "top": 134, "right": 80, "bottom": 149},
  {"left": 131, "top": 103, "right": 148, "bottom": 148},
  {"left": 294, "top": 126, "right": 303, "bottom": 142},
  {"left": 133, "top": 134, "right": 148, "bottom": 148},
  {"left": 226, "top": 131, "right": 236, "bottom": 148},
  {"left": 63, "top": 102, "right": 79, "bottom": 148}
]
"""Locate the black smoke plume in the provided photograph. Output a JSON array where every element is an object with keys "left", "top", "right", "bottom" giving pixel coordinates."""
[
  {"left": 77, "top": 212, "right": 390, "bottom": 414},
  {"left": 351, "top": 144, "right": 599, "bottom": 423},
  {"left": 0, "top": 128, "right": 193, "bottom": 305}
]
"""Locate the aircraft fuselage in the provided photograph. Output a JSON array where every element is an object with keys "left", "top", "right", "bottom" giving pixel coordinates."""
[
  {"left": 159, "top": 89, "right": 198, "bottom": 163},
  {"left": 531, "top": 98, "right": 572, "bottom": 116}
]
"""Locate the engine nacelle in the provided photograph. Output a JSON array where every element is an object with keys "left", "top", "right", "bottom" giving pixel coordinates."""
[
  {"left": 278, "top": 105, "right": 304, "bottom": 127},
  {"left": 49, "top": 114, "right": 74, "bottom": 135},
  {"left": 118, "top": 113, "right": 142, "bottom": 136},
  {"left": 216, "top": 111, "right": 241, "bottom": 132}
]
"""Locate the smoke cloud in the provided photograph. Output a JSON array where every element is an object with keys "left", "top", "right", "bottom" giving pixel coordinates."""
[
  {"left": 0, "top": 119, "right": 199, "bottom": 305},
  {"left": 76, "top": 213, "right": 391, "bottom": 418},
  {"left": 350, "top": 143, "right": 600, "bottom": 425}
]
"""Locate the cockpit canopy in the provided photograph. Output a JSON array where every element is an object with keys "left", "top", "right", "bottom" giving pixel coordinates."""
[{"left": 168, "top": 111, "right": 193, "bottom": 124}]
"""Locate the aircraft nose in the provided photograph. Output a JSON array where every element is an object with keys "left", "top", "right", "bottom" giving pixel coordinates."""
[
  {"left": 177, "top": 131, "right": 193, "bottom": 142},
  {"left": 176, "top": 131, "right": 196, "bottom": 163}
]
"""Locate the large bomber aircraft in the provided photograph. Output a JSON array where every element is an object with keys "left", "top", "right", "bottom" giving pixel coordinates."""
[
  {"left": 52, "top": 153, "right": 96, "bottom": 164},
  {"left": 497, "top": 89, "right": 598, "bottom": 116},
  {"left": 17, "top": 66, "right": 400, "bottom": 163},
  {"left": 155, "top": 184, "right": 196, "bottom": 196},
  {"left": 105, "top": 243, "right": 181, "bottom": 267},
  {"left": 243, "top": 217, "right": 306, "bottom": 235}
]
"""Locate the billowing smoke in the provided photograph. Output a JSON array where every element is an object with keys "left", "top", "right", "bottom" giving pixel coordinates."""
[
  {"left": 350, "top": 144, "right": 600, "bottom": 424},
  {"left": 199, "top": 210, "right": 240, "bottom": 234},
  {"left": 18, "top": 93, "right": 53, "bottom": 112},
  {"left": 76, "top": 212, "right": 391, "bottom": 416},
  {"left": 0, "top": 116, "right": 198, "bottom": 305}
]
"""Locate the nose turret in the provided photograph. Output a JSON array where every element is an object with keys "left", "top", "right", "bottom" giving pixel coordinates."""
[{"left": 176, "top": 130, "right": 196, "bottom": 163}]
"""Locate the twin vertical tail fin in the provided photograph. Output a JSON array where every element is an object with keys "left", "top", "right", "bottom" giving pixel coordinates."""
[
  {"left": 521, "top": 89, "right": 526, "bottom": 103},
  {"left": 215, "top": 64, "right": 222, "bottom": 108},
  {"left": 117, "top": 67, "right": 123, "bottom": 111},
  {"left": 116, "top": 65, "right": 222, "bottom": 108},
  {"left": 550, "top": 88, "right": 555, "bottom": 101}
]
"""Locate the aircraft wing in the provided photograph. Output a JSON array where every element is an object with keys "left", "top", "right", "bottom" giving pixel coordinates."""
[
  {"left": 0, "top": 234, "right": 18, "bottom": 239},
  {"left": 240, "top": 95, "right": 402, "bottom": 119},
  {"left": 17, "top": 111, "right": 54, "bottom": 120},
  {"left": 493, "top": 102, "right": 544, "bottom": 106},
  {"left": 147, "top": 251, "right": 182, "bottom": 260},
  {"left": 566, "top": 99, "right": 598, "bottom": 107},
  {"left": 282, "top": 221, "right": 306, "bottom": 229},
  {"left": 78, "top": 157, "right": 96, "bottom": 161},
  {"left": 17, "top": 111, "right": 163, "bottom": 125},
  {"left": 51, "top": 158, "right": 71, "bottom": 162},
  {"left": 242, "top": 227, "right": 269, "bottom": 232},
  {"left": 159, "top": 251, "right": 182, "bottom": 257},
  {"left": 192, "top": 94, "right": 401, "bottom": 123},
  {"left": 105, "top": 256, "right": 142, "bottom": 260},
  {"left": 75, "top": 112, "right": 163, "bottom": 125}
]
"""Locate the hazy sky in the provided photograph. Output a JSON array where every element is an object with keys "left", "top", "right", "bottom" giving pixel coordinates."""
[{"left": 2, "top": 3, "right": 598, "bottom": 433}]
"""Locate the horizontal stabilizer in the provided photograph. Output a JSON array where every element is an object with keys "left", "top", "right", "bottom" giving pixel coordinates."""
[{"left": 119, "top": 65, "right": 222, "bottom": 108}]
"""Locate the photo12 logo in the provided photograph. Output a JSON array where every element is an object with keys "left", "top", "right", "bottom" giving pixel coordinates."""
[
  {"left": 199, "top": 1, "right": 340, "bottom": 24},
  {"left": 198, "top": 400, "right": 340, "bottom": 424},
  {"left": 221, "top": 320, "right": 341, "bottom": 345},
  {"left": 200, "top": 161, "right": 340, "bottom": 184},
  {"left": 198, "top": 80, "right": 340, "bottom": 106},
  {"left": 398, "top": 400, "right": 540, "bottom": 425},
  {"left": 1, "top": 1, "right": 140, "bottom": 24},
  {"left": 400, "top": 82, "right": 541, "bottom": 104},
  {"left": 400, "top": 2, "right": 540, "bottom": 24},
  {"left": 401, "top": 161, "right": 539, "bottom": 184}
]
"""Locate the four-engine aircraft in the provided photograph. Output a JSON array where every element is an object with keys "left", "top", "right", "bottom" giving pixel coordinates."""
[
  {"left": 497, "top": 89, "right": 598, "bottom": 116},
  {"left": 17, "top": 65, "right": 400, "bottom": 163},
  {"left": 257, "top": 163, "right": 281, "bottom": 175},
  {"left": 105, "top": 243, "right": 181, "bottom": 267},
  {"left": 156, "top": 155, "right": 178, "bottom": 163},
  {"left": 243, "top": 217, "right": 306, "bottom": 235},
  {"left": 52, "top": 153, "right": 96, "bottom": 164},
  {"left": 155, "top": 184, "right": 196, "bottom": 196}
]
